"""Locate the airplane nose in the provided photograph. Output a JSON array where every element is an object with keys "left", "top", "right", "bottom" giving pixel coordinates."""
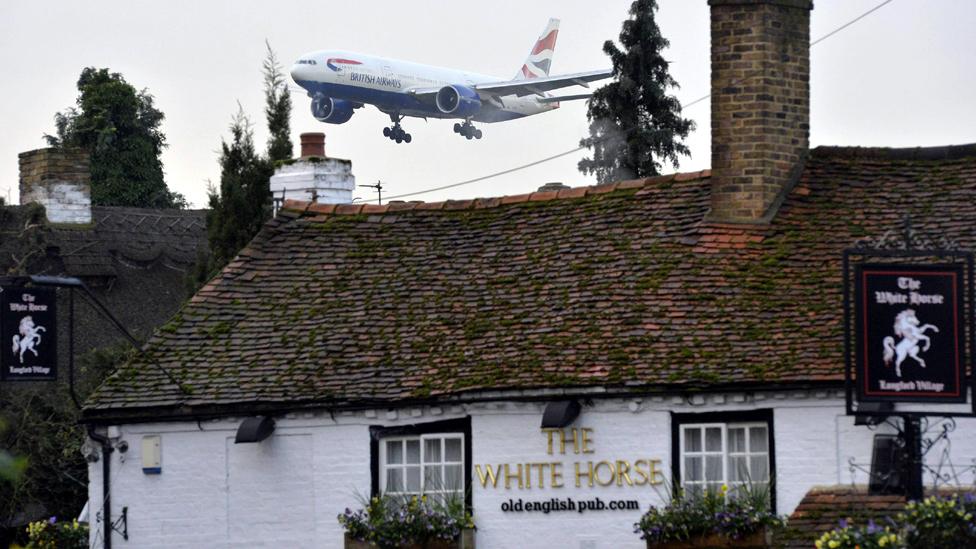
[{"left": 290, "top": 63, "right": 307, "bottom": 84}]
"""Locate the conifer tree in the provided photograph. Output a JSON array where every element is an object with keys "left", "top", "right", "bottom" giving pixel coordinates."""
[
  {"left": 205, "top": 108, "right": 274, "bottom": 270},
  {"left": 46, "top": 68, "right": 187, "bottom": 208},
  {"left": 263, "top": 41, "right": 293, "bottom": 163},
  {"left": 578, "top": 0, "right": 694, "bottom": 183}
]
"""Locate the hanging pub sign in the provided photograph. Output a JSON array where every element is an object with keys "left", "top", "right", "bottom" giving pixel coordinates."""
[
  {"left": 855, "top": 264, "right": 965, "bottom": 403},
  {"left": 0, "top": 286, "right": 57, "bottom": 381}
]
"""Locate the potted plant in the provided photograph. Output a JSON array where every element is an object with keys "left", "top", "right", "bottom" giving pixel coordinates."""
[
  {"left": 25, "top": 516, "right": 89, "bottom": 549},
  {"left": 635, "top": 485, "right": 782, "bottom": 548},
  {"left": 339, "top": 494, "right": 475, "bottom": 549}
]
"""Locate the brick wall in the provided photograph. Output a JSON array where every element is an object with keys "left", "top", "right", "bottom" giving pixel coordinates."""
[
  {"left": 18, "top": 147, "right": 92, "bottom": 224},
  {"left": 709, "top": 0, "right": 812, "bottom": 222}
]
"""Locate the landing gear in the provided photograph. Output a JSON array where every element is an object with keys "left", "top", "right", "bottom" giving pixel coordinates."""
[
  {"left": 384, "top": 114, "right": 412, "bottom": 144},
  {"left": 453, "top": 121, "right": 482, "bottom": 140}
]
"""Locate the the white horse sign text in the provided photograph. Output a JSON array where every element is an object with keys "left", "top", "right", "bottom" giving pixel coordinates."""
[{"left": 855, "top": 264, "right": 964, "bottom": 402}]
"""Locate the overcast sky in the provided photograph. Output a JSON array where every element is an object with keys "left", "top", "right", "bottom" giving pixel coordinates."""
[{"left": 1, "top": 1, "right": 974, "bottom": 208}]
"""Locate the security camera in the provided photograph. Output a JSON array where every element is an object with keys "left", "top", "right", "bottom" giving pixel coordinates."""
[{"left": 116, "top": 440, "right": 129, "bottom": 454}]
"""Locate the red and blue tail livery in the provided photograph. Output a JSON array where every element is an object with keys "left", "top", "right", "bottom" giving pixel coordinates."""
[{"left": 291, "top": 18, "right": 610, "bottom": 144}]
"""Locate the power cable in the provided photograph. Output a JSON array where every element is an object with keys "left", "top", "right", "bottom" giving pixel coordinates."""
[{"left": 296, "top": 0, "right": 897, "bottom": 201}]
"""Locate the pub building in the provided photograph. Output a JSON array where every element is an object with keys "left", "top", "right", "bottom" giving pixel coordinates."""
[{"left": 80, "top": 1, "right": 976, "bottom": 548}]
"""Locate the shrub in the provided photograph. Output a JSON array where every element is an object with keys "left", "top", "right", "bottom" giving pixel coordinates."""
[
  {"left": 635, "top": 484, "right": 783, "bottom": 545},
  {"left": 814, "top": 519, "right": 902, "bottom": 549},
  {"left": 25, "top": 516, "right": 88, "bottom": 549},
  {"left": 898, "top": 493, "right": 976, "bottom": 547},
  {"left": 338, "top": 494, "right": 473, "bottom": 549}
]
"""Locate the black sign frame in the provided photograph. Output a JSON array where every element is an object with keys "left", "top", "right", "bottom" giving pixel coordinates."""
[
  {"left": 843, "top": 246, "right": 976, "bottom": 419},
  {"left": 855, "top": 264, "right": 965, "bottom": 403},
  {"left": 1, "top": 286, "right": 58, "bottom": 381}
]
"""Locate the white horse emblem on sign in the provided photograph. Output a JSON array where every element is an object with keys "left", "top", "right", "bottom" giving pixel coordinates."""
[
  {"left": 882, "top": 308, "right": 939, "bottom": 378},
  {"left": 11, "top": 315, "right": 46, "bottom": 364}
]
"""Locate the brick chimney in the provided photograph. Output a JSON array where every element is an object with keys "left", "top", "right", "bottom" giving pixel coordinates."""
[
  {"left": 19, "top": 147, "right": 92, "bottom": 224},
  {"left": 269, "top": 132, "right": 355, "bottom": 208},
  {"left": 708, "top": 0, "right": 812, "bottom": 223}
]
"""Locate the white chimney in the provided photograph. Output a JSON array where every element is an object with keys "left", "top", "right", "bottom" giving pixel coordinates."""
[
  {"left": 19, "top": 147, "right": 92, "bottom": 224},
  {"left": 269, "top": 132, "right": 355, "bottom": 206}
]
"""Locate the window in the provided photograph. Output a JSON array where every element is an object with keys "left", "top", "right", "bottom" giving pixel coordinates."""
[
  {"left": 672, "top": 410, "right": 775, "bottom": 505},
  {"left": 380, "top": 434, "right": 464, "bottom": 499},
  {"left": 370, "top": 417, "right": 471, "bottom": 508}
]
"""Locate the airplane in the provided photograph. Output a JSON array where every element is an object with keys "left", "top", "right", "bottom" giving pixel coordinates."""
[{"left": 290, "top": 19, "right": 612, "bottom": 144}]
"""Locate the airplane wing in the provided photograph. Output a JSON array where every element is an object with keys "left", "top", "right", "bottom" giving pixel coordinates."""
[
  {"left": 475, "top": 69, "right": 612, "bottom": 97},
  {"left": 405, "top": 69, "right": 612, "bottom": 99}
]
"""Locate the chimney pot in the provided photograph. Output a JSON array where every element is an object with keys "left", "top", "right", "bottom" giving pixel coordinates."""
[
  {"left": 300, "top": 132, "right": 326, "bottom": 158},
  {"left": 537, "top": 182, "right": 570, "bottom": 192}
]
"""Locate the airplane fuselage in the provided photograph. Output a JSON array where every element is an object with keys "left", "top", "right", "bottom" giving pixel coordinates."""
[{"left": 291, "top": 50, "right": 556, "bottom": 123}]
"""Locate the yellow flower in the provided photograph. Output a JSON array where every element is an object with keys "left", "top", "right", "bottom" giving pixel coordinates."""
[{"left": 828, "top": 541, "right": 840, "bottom": 549}]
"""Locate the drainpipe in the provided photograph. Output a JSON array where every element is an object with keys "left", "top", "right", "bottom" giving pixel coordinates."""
[{"left": 86, "top": 425, "right": 113, "bottom": 549}]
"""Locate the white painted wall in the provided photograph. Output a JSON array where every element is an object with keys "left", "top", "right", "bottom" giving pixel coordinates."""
[{"left": 86, "top": 391, "right": 976, "bottom": 549}]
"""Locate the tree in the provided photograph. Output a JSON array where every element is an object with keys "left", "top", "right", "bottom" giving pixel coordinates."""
[
  {"left": 205, "top": 108, "right": 274, "bottom": 270},
  {"left": 578, "top": 0, "right": 694, "bottom": 183},
  {"left": 46, "top": 68, "right": 187, "bottom": 209},
  {"left": 263, "top": 41, "right": 293, "bottom": 163},
  {"left": 202, "top": 43, "right": 292, "bottom": 277}
]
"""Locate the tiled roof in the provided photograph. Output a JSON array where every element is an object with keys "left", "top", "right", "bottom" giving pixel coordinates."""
[
  {"left": 777, "top": 486, "right": 907, "bottom": 548},
  {"left": 82, "top": 144, "right": 976, "bottom": 420}
]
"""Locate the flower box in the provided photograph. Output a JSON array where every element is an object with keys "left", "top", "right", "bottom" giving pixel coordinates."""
[
  {"left": 647, "top": 529, "right": 768, "bottom": 549},
  {"left": 344, "top": 528, "right": 476, "bottom": 549}
]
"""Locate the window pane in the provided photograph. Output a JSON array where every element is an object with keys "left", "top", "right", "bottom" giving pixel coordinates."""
[
  {"left": 425, "top": 438, "right": 441, "bottom": 462},
  {"left": 705, "top": 455, "right": 723, "bottom": 481},
  {"left": 705, "top": 427, "right": 722, "bottom": 452},
  {"left": 750, "top": 456, "right": 769, "bottom": 481},
  {"left": 386, "top": 440, "right": 403, "bottom": 464},
  {"left": 685, "top": 428, "right": 702, "bottom": 452},
  {"left": 728, "top": 428, "right": 746, "bottom": 453},
  {"left": 386, "top": 468, "right": 403, "bottom": 492},
  {"left": 425, "top": 464, "right": 443, "bottom": 489},
  {"left": 706, "top": 482, "right": 724, "bottom": 495},
  {"left": 729, "top": 455, "right": 747, "bottom": 482},
  {"left": 445, "top": 438, "right": 462, "bottom": 462},
  {"left": 406, "top": 465, "right": 421, "bottom": 492},
  {"left": 685, "top": 456, "right": 702, "bottom": 481},
  {"left": 750, "top": 427, "right": 768, "bottom": 452},
  {"left": 444, "top": 464, "right": 462, "bottom": 491},
  {"left": 686, "top": 484, "right": 704, "bottom": 498},
  {"left": 406, "top": 440, "right": 420, "bottom": 464}
]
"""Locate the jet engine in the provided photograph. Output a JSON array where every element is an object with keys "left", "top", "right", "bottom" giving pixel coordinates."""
[
  {"left": 311, "top": 95, "right": 355, "bottom": 124},
  {"left": 435, "top": 85, "right": 482, "bottom": 118}
]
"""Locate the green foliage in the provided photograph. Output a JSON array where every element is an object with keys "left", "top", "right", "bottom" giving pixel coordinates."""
[
  {"left": 815, "top": 494, "right": 976, "bottom": 549},
  {"left": 338, "top": 494, "right": 473, "bottom": 549},
  {"left": 26, "top": 516, "right": 89, "bottom": 549},
  {"left": 0, "top": 346, "right": 131, "bottom": 530},
  {"left": 899, "top": 494, "right": 976, "bottom": 547},
  {"left": 204, "top": 108, "right": 274, "bottom": 271},
  {"left": 815, "top": 522, "right": 902, "bottom": 549},
  {"left": 197, "top": 42, "right": 292, "bottom": 283},
  {"left": 45, "top": 67, "right": 187, "bottom": 208},
  {"left": 263, "top": 40, "right": 293, "bottom": 163},
  {"left": 579, "top": 0, "right": 694, "bottom": 183},
  {"left": 636, "top": 485, "right": 782, "bottom": 545},
  {"left": 0, "top": 420, "right": 28, "bottom": 485}
]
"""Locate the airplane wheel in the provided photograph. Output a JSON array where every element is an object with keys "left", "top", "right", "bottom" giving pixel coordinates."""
[
  {"left": 465, "top": 133, "right": 473, "bottom": 140},
  {"left": 474, "top": 129, "right": 483, "bottom": 139},
  {"left": 395, "top": 136, "right": 403, "bottom": 144},
  {"left": 453, "top": 123, "right": 462, "bottom": 133},
  {"left": 383, "top": 127, "right": 391, "bottom": 137},
  {"left": 404, "top": 133, "right": 412, "bottom": 143}
]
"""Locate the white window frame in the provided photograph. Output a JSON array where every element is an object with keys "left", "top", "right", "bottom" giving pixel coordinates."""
[
  {"left": 379, "top": 433, "right": 465, "bottom": 499},
  {"left": 679, "top": 422, "right": 769, "bottom": 497}
]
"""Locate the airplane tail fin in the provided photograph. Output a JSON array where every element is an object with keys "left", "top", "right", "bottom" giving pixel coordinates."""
[{"left": 516, "top": 18, "right": 559, "bottom": 80}]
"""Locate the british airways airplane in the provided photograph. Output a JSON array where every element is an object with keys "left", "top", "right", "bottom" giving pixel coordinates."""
[{"left": 290, "top": 19, "right": 611, "bottom": 144}]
